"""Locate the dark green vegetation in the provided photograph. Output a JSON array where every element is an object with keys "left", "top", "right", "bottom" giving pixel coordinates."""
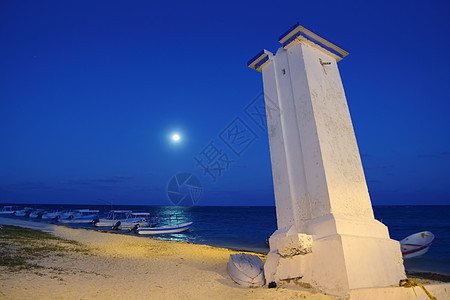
[{"left": 0, "top": 225, "right": 88, "bottom": 271}]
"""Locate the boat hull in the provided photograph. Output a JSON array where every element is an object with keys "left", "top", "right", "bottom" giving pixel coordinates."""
[
  {"left": 137, "top": 222, "right": 193, "bottom": 235},
  {"left": 95, "top": 218, "right": 141, "bottom": 227},
  {"left": 0, "top": 206, "right": 19, "bottom": 215},
  {"left": 400, "top": 231, "right": 435, "bottom": 259},
  {"left": 41, "top": 212, "right": 62, "bottom": 220},
  {"left": 118, "top": 220, "right": 150, "bottom": 230},
  {"left": 227, "top": 253, "right": 265, "bottom": 287},
  {"left": 14, "top": 212, "right": 28, "bottom": 217},
  {"left": 60, "top": 216, "right": 98, "bottom": 224},
  {"left": 403, "top": 246, "right": 431, "bottom": 259}
]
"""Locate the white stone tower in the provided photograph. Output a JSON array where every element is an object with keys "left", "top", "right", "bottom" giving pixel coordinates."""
[{"left": 248, "top": 23, "right": 405, "bottom": 295}]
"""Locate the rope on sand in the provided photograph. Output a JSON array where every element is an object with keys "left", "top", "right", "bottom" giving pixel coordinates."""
[{"left": 399, "top": 279, "right": 436, "bottom": 300}]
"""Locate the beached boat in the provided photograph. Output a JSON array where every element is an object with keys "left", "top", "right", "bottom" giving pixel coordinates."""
[
  {"left": 60, "top": 210, "right": 78, "bottom": 220},
  {"left": 14, "top": 207, "right": 34, "bottom": 217},
  {"left": 41, "top": 210, "right": 63, "bottom": 220},
  {"left": 227, "top": 253, "right": 265, "bottom": 287},
  {"left": 400, "top": 231, "right": 435, "bottom": 259},
  {"left": 94, "top": 210, "right": 140, "bottom": 228},
  {"left": 0, "top": 206, "right": 20, "bottom": 215},
  {"left": 60, "top": 209, "right": 100, "bottom": 224},
  {"left": 136, "top": 222, "right": 193, "bottom": 235},
  {"left": 116, "top": 212, "right": 155, "bottom": 230},
  {"left": 29, "top": 209, "right": 46, "bottom": 218}
]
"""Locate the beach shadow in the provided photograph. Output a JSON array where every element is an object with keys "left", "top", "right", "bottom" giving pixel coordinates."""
[{"left": 182, "top": 258, "right": 260, "bottom": 289}]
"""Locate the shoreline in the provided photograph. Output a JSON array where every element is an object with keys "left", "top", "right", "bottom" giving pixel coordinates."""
[
  {"left": 2, "top": 216, "right": 450, "bottom": 277},
  {"left": 0, "top": 217, "right": 332, "bottom": 299},
  {"left": 0, "top": 217, "right": 448, "bottom": 299},
  {"left": 0, "top": 215, "right": 269, "bottom": 254}
]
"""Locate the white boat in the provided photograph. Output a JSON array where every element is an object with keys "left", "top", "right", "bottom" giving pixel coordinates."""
[
  {"left": 29, "top": 209, "right": 45, "bottom": 218},
  {"left": 60, "top": 210, "right": 78, "bottom": 220},
  {"left": 117, "top": 212, "right": 154, "bottom": 230},
  {"left": 137, "top": 222, "right": 193, "bottom": 235},
  {"left": 41, "top": 210, "right": 63, "bottom": 220},
  {"left": 400, "top": 231, "right": 435, "bottom": 259},
  {"left": 14, "top": 207, "right": 34, "bottom": 217},
  {"left": 60, "top": 209, "right": 100, "bottom": 224},
  {"left": 94, "top": 210, "right": 140, "bottom": 228},
  {"left": 0, "top": 206, "right": 20, "bottom": 215},
  {"left": 227, "top": 253, "right": 265, "bottom": 287}
]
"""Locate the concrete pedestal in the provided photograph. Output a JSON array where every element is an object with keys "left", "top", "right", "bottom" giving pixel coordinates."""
[{"left": 248, "top": 23, "right": 406, "bottom": 295}]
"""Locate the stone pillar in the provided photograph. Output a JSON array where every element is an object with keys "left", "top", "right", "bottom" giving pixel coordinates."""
[{"left": 248, "top": 23, "right": 405, "bottom": 295}]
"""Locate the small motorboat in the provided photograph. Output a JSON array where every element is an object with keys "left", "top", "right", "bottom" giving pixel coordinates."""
[
  {"left": 60, "top": 209, "right": 100, "bottom": 224},
  {"left": 94, "top": 210, "right": 140, "bottom": 228},
  {"left": 0, "top": 206, "right": 20, "bottom": 215},
  {"left": 41, "top": 210, "right": 63, "bottom": 220},
  {"left": 14, "top": 207, "right": 34, "bottom": 217},
  {"left": 400, "top": 231, "right": 435, "bottom": 259},
  {"left": 117, "top": 212, "right": 155, "bottom": 230},
  {"left": 29, "top": 209, "right": 46, "bottom": 218},
  {"left": 136, "top": 222, "right": 193, "bottom": 235}
]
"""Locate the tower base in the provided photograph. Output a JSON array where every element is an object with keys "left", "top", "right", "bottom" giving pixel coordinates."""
[{"left": 265, "top": 214, "right": 406, "bottom": 295}]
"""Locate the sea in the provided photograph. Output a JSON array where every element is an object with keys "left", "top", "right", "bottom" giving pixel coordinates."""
[{"left": 2, "top": 204, "right": 449, "bottom": 276}]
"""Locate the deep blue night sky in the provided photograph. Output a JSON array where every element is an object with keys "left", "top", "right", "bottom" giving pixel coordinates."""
[{"left": 1, "top": 1, "right": 449, "bottom": 206}]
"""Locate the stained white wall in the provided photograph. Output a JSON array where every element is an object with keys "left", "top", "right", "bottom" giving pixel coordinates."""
[{"left": 258, "top": 35, "right": 405, "bottom": 295}]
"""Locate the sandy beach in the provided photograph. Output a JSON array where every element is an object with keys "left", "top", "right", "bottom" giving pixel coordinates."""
[{"left": 0, "top": 217, "right": 332, "bottom": 299}]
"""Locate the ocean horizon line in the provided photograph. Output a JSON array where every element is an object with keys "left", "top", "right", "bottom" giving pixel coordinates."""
[{"left": 1, "top": 202, "right": 449, "bottom": 208}]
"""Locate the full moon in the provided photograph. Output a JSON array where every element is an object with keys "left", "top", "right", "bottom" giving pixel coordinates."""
[{"left": 171, "top": 133, "right": 180, "bottom": 142}]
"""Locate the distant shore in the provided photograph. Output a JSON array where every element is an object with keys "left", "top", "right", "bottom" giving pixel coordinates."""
[{"left": 0, "top": 217, "right": 448, "bottom": 299}]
